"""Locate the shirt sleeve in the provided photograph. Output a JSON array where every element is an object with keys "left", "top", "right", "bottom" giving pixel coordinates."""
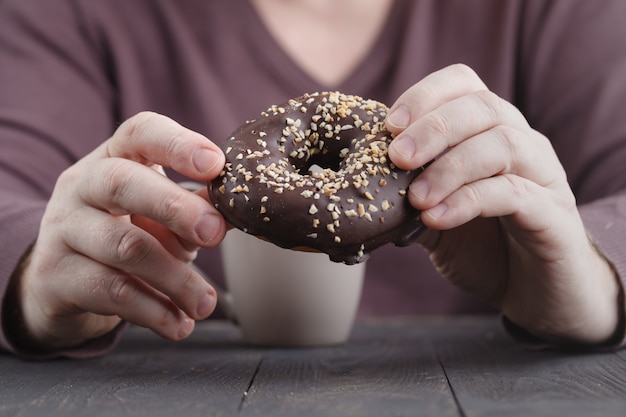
[
  {"left": 0, "top": 0, "right": 122, "bottom": 358},
  {"left": 505, "top": 0, "right": 626, "bottom": 349}
]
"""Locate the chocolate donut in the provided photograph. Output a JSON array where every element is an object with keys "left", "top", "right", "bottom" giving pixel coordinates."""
[{"left": 208, "top": 92, "right": 426, "bottom": 264}]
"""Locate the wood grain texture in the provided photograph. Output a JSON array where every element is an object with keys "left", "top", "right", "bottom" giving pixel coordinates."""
[
  {"left": 0, "top": 322, "right": 262, "bottom": 417},
  {"left": 2, "top": 317, "right": 626, "bottom": 417},
  {"left": 430, "top": 317, "right": 626, "bottom": 417},
  {"left": 239, "top": 320, "right": 458, "bottom": 417}
]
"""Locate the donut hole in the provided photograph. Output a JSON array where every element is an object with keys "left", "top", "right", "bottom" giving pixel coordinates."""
[{"left": 301, "top": 154, "right": 343, "bottom": 176}]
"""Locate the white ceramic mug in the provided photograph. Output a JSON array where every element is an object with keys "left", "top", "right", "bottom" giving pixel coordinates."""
[{"left": 217, "top": 228, "right": 365, "bottom": 347}]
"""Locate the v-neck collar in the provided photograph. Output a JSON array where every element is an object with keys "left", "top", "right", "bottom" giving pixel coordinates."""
[{"left": 241, "top": 0, "right": 406, "bottom": 95}]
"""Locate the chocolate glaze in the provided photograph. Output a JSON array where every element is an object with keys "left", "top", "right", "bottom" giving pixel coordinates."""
[{"left": 208, "top": 92, "right": 426, "bottom": 264}]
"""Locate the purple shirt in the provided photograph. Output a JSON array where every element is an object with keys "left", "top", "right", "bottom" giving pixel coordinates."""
[{"left": 1, "top": 0, "right": 626, "bottom": 357}]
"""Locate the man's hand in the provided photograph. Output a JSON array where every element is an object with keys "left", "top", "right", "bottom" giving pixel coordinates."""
[
  {"left": 12, "top": 112, "right": 226, "bottom": 350},
  {"left": 386, "top": 64, "right": 621, "bottom": 345}
]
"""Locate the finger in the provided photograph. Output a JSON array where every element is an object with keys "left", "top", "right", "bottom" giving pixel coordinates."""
[
  {"left": 77, "top": 157, "right": 226, "bottom": 247},
  {"left": 388, "top": 89, "right": 529, "bottom": 170},
  {"left": 91, "top": 111, "right": 225, "bottom": 181},
  {"left": 62, "top": 207, "right": 217, "bottom": 321},
  {"left": 406, "top": 125, "right": 558, "bottom": 209},
  {"left": 419, "top": 174, "right": 558, "bottom": 233},
  {"left": 385, "top": 63, "right": 488, "bottom": 133},
  {"left": 131, "top": 214, "right": 199, "bottom": 263},
  {"left": 59, "top": 254, "right": 196, "bottom": 341}
]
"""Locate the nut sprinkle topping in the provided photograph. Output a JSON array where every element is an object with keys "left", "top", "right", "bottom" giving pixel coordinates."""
[{"left": 209, "top": 92, "right": 426, "bottom": 264}]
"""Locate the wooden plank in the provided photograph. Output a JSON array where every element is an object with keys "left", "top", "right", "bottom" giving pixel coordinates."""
[
  {"left": 0, "top": 322, "right": 262, "bottom": 417},
  {"left": 4, "top": 317, "right": 625, "bottom": 417},
  {"left": 431, "top": 317, "right": 626, "bottom": 417},
  {"left": 239, "top": 319, "right": 460, "bottom": 417}
]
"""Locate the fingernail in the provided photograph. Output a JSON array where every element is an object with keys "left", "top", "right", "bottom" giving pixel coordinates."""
[
  {"left": 392, "top": 135, "right": 417, "bottom": 159},
  {"left": 183, "top": 249, "right": 199, "bottom": 263},
  {"left": 197, "top": 293, "right": 216, "bottom": 318},
  {"left": 426, "top": 203, "right": 448, "bottom": 220},
  {"left": 192, "top": 148, "right": 219, "bottom": 174},
  {"left": 387, "top": 105, "right": 411, "bottom": 129},
  {"left": 177, "top": 316, "right": 195, "bottom": 339},
  {"left": 195, "top": 214, "right": 221, "bottom": 244},
  {"left": 409, "top": 180, "right": 430, "bottom": 201}
]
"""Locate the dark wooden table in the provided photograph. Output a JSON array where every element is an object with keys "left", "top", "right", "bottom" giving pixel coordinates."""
[{"left": 2, "top": 316, "right": 626, "bottom": 417}]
